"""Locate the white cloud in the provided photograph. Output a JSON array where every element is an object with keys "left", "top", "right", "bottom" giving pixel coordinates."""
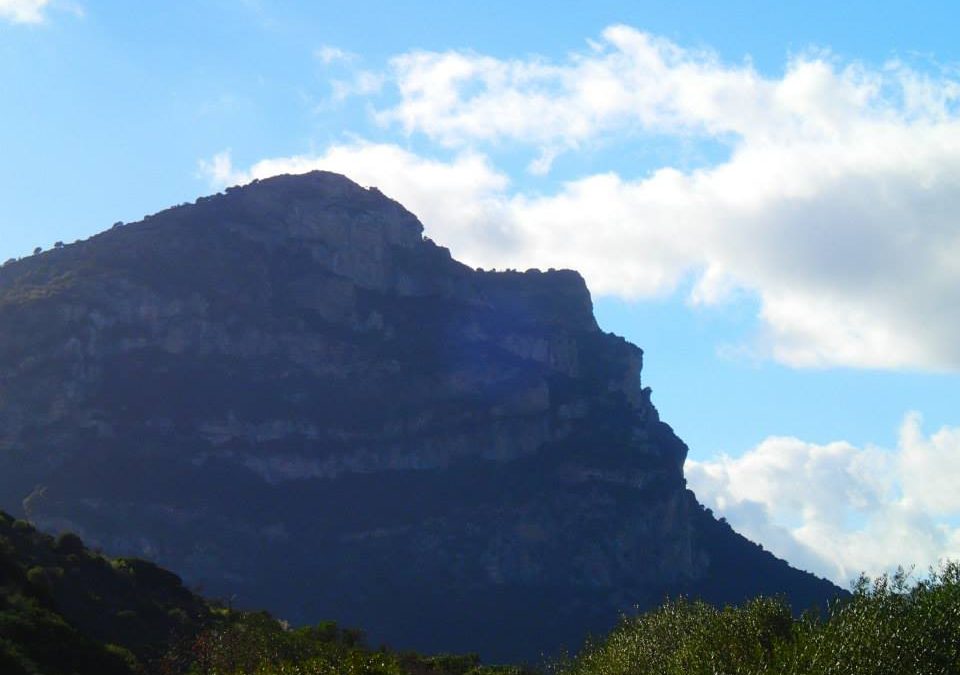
[
  {"left": 0, "top": 0, "right": 49, "bottom": 23},
  {"left": 203, "top": 26, "right": 960, "bottom": 370},
  {"left": 686, "top": 413, "right": 960, "bottom": 585},
  {"left": 330, "top": 70, "right": 384, "bottom": 101},
  {"left": 196, "top": 150, "right": 235, "bottom": 187},
  {"left": 313, "top": 45, "right": 383, "bottom": 103},
  {"left": 378, "top": 27, "right": 960, "bottom": 153},
  {"left": 378, "top": 27, "right": 772, "bottom": 148},
  {"left": 315, "top": 45, "right": 356, "bottom": 65}
]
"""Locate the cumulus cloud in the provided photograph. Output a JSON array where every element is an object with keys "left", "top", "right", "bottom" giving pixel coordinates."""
[
  {"left": 379, "top": 27, "right": 770, "bottom": 149},
  {"left": 200, "top": 26, "right": 960, "bottom": 370},
  {"left": 377, "top": 27, "right": 960, "bottom": 153},
  {"left": 686, "top": 413, "right": 960, "bottom": 585},
  {"left": 0, "top": 0, "right": 49, "bottom": 23}
]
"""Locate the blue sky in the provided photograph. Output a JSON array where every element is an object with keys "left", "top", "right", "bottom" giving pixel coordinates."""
[{"left": 2, "top": 0, "right": 960, "bottom": 585}]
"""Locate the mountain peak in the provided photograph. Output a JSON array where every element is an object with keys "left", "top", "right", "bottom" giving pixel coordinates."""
[{"left": 213, "top": 170, "right": 425, "bottom": 247}]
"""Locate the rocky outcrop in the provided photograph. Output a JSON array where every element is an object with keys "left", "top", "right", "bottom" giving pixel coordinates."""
[{"left": 0, "top": 172, "right": 840, "bottom": 662}]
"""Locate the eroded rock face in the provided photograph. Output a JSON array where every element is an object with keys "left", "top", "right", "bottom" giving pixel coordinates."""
[{"left": 0, "top": 172, "right": 839, "bottom": 662}]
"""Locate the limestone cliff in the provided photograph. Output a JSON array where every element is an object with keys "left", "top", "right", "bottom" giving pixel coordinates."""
[{"left": 0, "top": 172, "right": 839, "bottom": 662}]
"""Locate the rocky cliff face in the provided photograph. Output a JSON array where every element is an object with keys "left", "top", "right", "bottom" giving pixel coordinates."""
[{"left": 0, "top": 172, "right": 839, "bottom": 662}]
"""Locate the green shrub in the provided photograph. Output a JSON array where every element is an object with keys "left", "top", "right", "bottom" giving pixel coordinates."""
[
  {"left": 55, "top": 532, "right": 85, "bottom": 556},
  {"left": 26, "top": 567, "right": 53, "bottom": 595}
]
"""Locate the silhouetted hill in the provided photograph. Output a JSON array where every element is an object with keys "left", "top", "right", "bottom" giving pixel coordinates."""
[{"left": 0, "top": 171, "right": 842, "bottom": 662}]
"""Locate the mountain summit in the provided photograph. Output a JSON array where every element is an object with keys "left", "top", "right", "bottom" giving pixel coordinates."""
[{"left": 0, "top": 172, "right": 839, "bottom": 662}]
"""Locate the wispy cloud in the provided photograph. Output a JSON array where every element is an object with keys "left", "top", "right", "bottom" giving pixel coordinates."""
[
  {"left": 200, "top": 26, "right": 960, "bottom": 371},
  {"left": 315, "top": 44, "right": 356, "bottom": 65},
  {"left": 0, "top": 0, "right": 50, "bottom": 23},
  {"left": 197, "top": 150, "right": 236, "bottom": 186},
  {"left": 687, "top": 413, "right": 960, "bottom": 585},
  {"left": 330, "top": 70, "right": 384, "bottom": 101}
]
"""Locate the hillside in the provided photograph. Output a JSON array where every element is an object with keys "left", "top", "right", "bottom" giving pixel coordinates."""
[
  {"left": 0, "top": 511, "right": 207, "bottom": 674},
  {"left": 0, "top": 510, "right": 535, "bottom": 674},
  {"left": 0, "top": 171, "right": 841, "bottom": 661}
]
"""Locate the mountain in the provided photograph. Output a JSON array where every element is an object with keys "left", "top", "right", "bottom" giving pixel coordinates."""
[{"left": 0, "top": 171, "right": 841, "bottom": 662}]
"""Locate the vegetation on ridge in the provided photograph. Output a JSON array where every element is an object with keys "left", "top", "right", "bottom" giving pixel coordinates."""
[
  {"left": 557, "top": 563, "right": 960, "bottom": 675},
  {"left": 2, "top": 510, "right": 959, "bottom": 674}
]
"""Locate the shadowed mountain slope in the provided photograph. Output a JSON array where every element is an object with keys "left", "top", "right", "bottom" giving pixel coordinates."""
[{"left": 0, "top": 172, "right": 841, "bottom": 662}]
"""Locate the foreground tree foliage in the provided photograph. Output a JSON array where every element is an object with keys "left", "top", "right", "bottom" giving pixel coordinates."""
[
  {"left": 0, "top": 512, "right": 207, "bottom": 675},
  {"left": 557, "top": 562, "right": 960, "bottom": 675},
  {"left": 3, "top": 510, "right": 958, "bottom": 674},
  {"left": 165, "top": 611, "right": 534, "bottom": 675}
]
